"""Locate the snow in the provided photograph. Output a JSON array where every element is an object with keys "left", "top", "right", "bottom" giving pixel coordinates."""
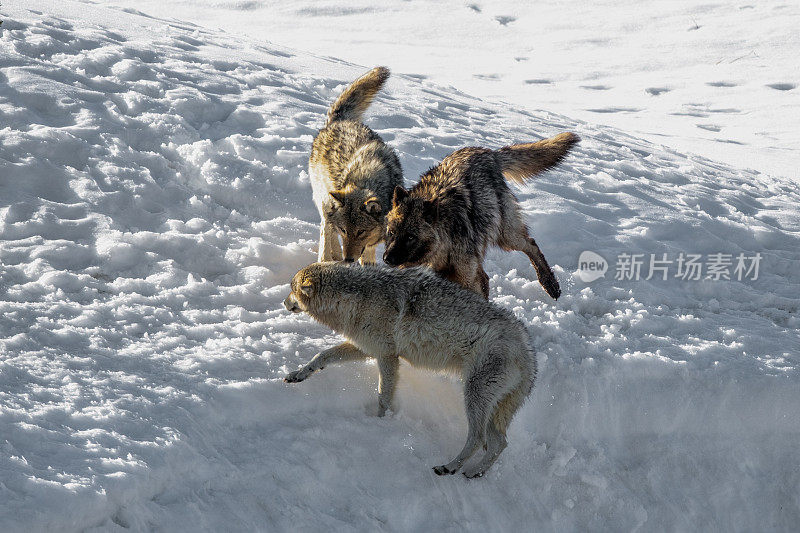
[
  {"left": 1, "top": 1, "right": 799, "bottom": 531},
  {"left": 85, "top": 0, "right": 800, "bottom": 180}
]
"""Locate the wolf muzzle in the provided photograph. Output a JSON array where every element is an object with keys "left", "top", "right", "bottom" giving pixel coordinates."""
[
  {"left": 383, "top": 246, "right": 399, "bottom": 266},
  {"left": 284, "top": 295, "right": 302, "bottom": 313}
]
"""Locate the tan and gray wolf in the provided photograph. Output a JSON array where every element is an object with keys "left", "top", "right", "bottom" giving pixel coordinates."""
[
  {"left": 283, "top": 261, "right": 536, "bottom": 478},
  {"left": 383, "top": 132, "right": 579, "bottom": 299},
  {"left": 310, "top": 66, "right": 403, "bottom": 264}
]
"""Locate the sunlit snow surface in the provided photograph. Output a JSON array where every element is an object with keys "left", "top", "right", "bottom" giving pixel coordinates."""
[
  {"left": 88, "top": 0, "right": 800, "bottom": 179},
  {"left": 1, "top": 2, "right": 799, "bottom": 531}
]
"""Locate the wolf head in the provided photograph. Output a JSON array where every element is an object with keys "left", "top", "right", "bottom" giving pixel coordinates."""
[
  {"left": 284, "top": 264, "right": 324, "bottom": 314},
  {"left": 325, "top": 186, "right": 386, "bottom": 262},
  {"left": 284, "top": 262, "right": 363, "bottom": 316},
  {"left": 383, "top": 185, "right": 440, "bottom": 267}
]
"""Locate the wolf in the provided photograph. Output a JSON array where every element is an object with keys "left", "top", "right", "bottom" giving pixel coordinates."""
[
  {"left": 383, "top": 132, "right": 579, "bottom": 299},
  {"left": 309, "top": 66, "right": 403, "bottom": 264},
  {"left": 283, "top": 261, "right": 537, "bottom": 478}
]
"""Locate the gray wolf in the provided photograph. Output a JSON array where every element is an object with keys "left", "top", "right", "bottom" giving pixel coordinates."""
[
  {"left": 310, "top": 67, "right": 403, "bottom": 264},
  {"left": 283, "top": 261, "right": 536, "bottom": 478},
  {"left": 383, "top": 132, "right": 579, "bottom": 299}
]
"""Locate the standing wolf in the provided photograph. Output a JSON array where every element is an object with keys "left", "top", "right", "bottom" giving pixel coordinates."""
[
  {"left": 283, "top": 262, "right": 537, "bottom": 478},
  {"left": 383, "top": 132, "right": 579, "bottom": 299},
  {"left": 310, "top": 67, "right": 403, "bottom": 264}
]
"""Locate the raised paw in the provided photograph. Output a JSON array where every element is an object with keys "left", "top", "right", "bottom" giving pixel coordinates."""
[
  {"left": 433, "top": 465, "right": 457, "bottom": 476},
  {"left": 539, "top": 270, "right": 561, "bottom": 300},
  {"left": 284, "top": 368, "right": 311, "bottom": 383}
]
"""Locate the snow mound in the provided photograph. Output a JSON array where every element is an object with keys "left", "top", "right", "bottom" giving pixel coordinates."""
[{"left": 1, "top": 2, "right": 798, "bottom": 531}]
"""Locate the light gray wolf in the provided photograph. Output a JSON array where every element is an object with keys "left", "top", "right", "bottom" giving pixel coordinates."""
[
  {"left": 283, "top": 261, "right": 536, "bottom": 478},
  {"left": 383, "top": 132, "right": 579, "bottom": 299},
  {"left": 310, "top": 66, "right": 403, "bottom": 264}
]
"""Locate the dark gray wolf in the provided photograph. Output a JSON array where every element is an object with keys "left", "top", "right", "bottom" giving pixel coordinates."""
[{"left": 383, "top": 132, "right": 579, "bottom": 299}]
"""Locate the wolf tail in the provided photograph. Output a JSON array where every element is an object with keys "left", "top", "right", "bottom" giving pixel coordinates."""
[
  {"left": 326, "top": 66, "right": 390, "bottom": 126},
  {"left": 496, "top": 132, "right": 579, "bottom": 183}
]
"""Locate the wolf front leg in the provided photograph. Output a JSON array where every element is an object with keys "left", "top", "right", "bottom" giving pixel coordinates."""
[
  {"left": 440, "top": 259, "right": 487, "bottom": 299},
  {"left": 284, "top": 342, "right": 370, "bottom": 383},
  {"left": 376, "top": 355, "right": 399, "bottom": 416},
  {"left": 359, "top": 244, "right": 378, "bottom": 265},
  {"left": 318, "top": 220, "right": 343, "bottom": 262}
]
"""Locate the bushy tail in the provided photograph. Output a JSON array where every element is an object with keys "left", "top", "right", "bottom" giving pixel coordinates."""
[
  {"left": 496, "top": 132, "right": 579, "bottom": 183},
  {"left": 326, "top": 66, "right": 390, "bottom": 126}
]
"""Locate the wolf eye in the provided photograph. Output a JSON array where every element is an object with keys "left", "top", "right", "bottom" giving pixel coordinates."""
[
  {"left": 355, "top": 230, "right": 365, "bottom": 238},
  {"left": 406, "top": 234, "right": 417, "bottom": 245}
]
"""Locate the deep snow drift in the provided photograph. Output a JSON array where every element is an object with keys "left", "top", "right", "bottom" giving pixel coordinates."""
[{"left": 1, "top": 1, "right": 799, "bottom": 531}]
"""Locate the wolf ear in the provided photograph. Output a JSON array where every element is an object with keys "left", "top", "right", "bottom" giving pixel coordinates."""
[
  {"left": 392, "top": 186, "right": 408, "bottom": 206},
  {"left": 329, "top": 190, "right": 346, "bottom": 205},
  {"left": 422, "top": 199, "right": 440, "bottom": 223},
  {"left": 363, "top": 197, "right": 382, "bottom": 217},
  {"left": 299, "top": 279, "right": 314, "bottom": 297}
]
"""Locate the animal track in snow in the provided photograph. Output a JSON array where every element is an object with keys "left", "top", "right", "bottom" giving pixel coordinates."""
[
  {"left": 586, "top": 106, "right": 641, "bottom": 113},
  {"left": 766, "top": 82, "right": 796, "bottom": 91}
]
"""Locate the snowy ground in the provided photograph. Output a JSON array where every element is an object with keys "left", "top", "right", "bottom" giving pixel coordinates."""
[
  {"left": 87, "top": 0, "right": 800, "bottom": 180},
  {"left": 1, "top": 1, "right": 799, "bottom": 531}
]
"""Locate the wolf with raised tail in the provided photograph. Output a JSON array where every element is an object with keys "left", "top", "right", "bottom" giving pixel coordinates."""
[
  {"left": 310, "top": 67, "right": 403, "bottom": 264},
  {"left": 383, "top": 132, "right": 579, "bottom": 299},
  {"left": 283, "top": 262, "right": 537, "bottom": 478}
]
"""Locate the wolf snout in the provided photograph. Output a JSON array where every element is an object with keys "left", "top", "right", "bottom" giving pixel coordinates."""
[
  {"left": 283, "top": 295, "right": 301, "bottom": 313},
  {"left": 383, "top": 249, "right": 398, "bottom": 266}
]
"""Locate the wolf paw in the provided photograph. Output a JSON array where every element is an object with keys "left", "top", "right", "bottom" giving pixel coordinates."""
[
  {"left": 462, "top": 468, "right": 485, "bottom": 479},
  {"left": 540, "top": 272, "right": 561, "bottom": 300},
  {"left": 284, "top": 368, "right": 311, "bottom": 383},
  {"left": 433, "top": 465, "right": 457, "bottom": 476}
]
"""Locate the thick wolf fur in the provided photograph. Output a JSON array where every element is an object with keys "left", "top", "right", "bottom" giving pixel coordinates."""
[
  {"left": 310, "top": 67, "right": 403, "bottom": 264},
  {"left": 283, "top": 262, "right": 537, "bottom": 478},
  {"left": 383, "top": 132, "right": 579, "bottom": 299}
]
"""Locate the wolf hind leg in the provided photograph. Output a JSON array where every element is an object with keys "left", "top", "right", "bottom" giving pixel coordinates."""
[
  {"left": 318, "top": 220, "right": 343, "bottom": 262},
  {"left": 498, "top": 220, "right": 560, "bottom": 299},
  {"left": 462, "top": 382, "right": 528, "bottom": 478},
  {"left": 462, "top": 421, "right": 507, "bottom": 478},
  {"left": 433, "top": 356, "right": 516, "bottom": 475}
]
